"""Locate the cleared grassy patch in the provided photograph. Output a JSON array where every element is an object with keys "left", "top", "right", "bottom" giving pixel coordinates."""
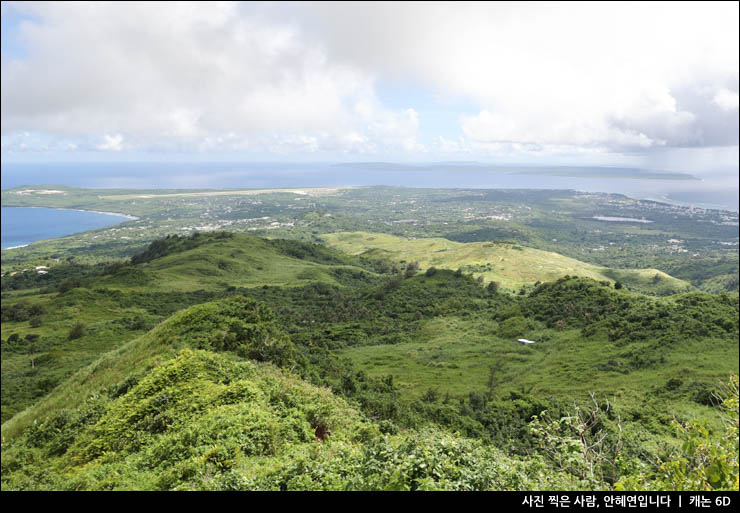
[
  {"left": 100, "top": 234, "right": 375, "bottom": 292},
  {"left": 338, "top": 314, "right": 738, "bottom": 429},
  {"left": 322, "top": 231, "right": 692, "bottom": 294}
]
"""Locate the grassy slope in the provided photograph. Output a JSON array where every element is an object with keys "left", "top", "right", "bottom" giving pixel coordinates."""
[
  {"left": 340, "top": 316, "right": 737, "bottom": 410},
  {"left": 1, "top": 287, "right": 157, "bottom": 422},
  {"left": 1, "top": 297, "right": 560, "bottom": 491},
  {"left": 2, "top": 295, "right": 343, "bottom": 442},
  {"left": 2, "top": 234, "right": 737, "bottom": 490},
  {"left": 0, "top": 325, "right": 377, "bottom": 489},
  {"left": 1, "top": 234, "right": 376, "bottom": 422},
  {"left": 105, "top": 234, "right": 369, "bottom": 292},
  {"left": 321, "top": 231, "right": 692, "bottom": 294},
  {"left": 335, "top": 274, "right": 738, "bottom": 435}
]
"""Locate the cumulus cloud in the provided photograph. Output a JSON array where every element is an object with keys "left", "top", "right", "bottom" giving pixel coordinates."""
[
  {"left": 1, "top": 1, "right": 738, "bottom": 159},
  {"left": 0, "top": 1, "right": 420, "bottom": 155},
  {"left": 96, "top": 134, "right": 124, "bottom": 152},
  {"left": 714, "top": 88, "right": 740, "bottom": 111},
  {"left": 293, "top": 1, "right": 739, "bottom": 153}
]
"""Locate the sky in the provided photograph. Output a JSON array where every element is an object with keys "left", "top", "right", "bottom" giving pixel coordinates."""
[{"left": 1, "top": 1, "right": 738, "bottom": 175}]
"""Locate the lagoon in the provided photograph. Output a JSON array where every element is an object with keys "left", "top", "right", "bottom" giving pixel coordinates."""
[{"left": 1, "top": 207, "right": 134, "bottom": 250}]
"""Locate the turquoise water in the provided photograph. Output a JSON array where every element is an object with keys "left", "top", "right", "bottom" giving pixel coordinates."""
[{"left": 1, "top": 207, "right": 132, "bottom": 249}]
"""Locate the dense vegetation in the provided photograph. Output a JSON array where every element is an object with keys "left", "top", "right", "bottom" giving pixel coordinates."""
[
  {"left": 1, "top": 229, "right": 737, "bottom": 490},
  {"left": 1, "top": 186, "right": 737, "bottom": 490},
  {"left": 3, "top": 186, "right": 737, "bottom": 293}
]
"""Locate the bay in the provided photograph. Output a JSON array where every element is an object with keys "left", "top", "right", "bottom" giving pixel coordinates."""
[{"left": 1, "top": 207, "right": 134, "bottom": 250}]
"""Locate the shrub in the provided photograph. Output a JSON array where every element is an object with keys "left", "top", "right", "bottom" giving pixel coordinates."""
[
  {"left": 58, "top": 279, "right": 82, "bottom": 293},
  {"left": 616, "top": 375, "right": 739, "bottom": 491},
  {"left": 405, "top": 261, "right": 420, "bottom": 278},
  {"left": 68, "top": 322, "right": 86, "bottom": 340}
]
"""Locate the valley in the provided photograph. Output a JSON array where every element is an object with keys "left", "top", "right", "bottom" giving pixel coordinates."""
[{"left": 1, "top": 186, "right": 737, "bottom": 491}]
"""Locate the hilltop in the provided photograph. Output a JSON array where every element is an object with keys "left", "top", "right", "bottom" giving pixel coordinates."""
[
  {"left": 321, "top": 231, "right": 692, "bottom": 294},
  {"left": 107, "top": 232, "right": 376, "bottom": 292},
  {"left": 2, "top": 186, "right": 736, "bottom": 295}
]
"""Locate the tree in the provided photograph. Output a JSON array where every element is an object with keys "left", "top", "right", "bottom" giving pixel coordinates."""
[
  {"left": 530, "top": 394, "right": 624, "bottom": 486},
  {"left": 26, "top": 337, "right": 40, "bottom": 369},
  {"left": 68, "top": 321, "right": 86, "bottom": 340},
  {"left": 58, "top": 278, "right": 81, "bottom": 293},
  {"left": 485, "top": 361, "right": 503, "bottom": 400},
  {"left": 405, "top": 261, "right": 419, "bottom": 278},
  {"left": 422, "top": 388, "right": 439, "bottom": 403},
  {"left": 616, "top": 375, "right": 739, "bottom": 491}
]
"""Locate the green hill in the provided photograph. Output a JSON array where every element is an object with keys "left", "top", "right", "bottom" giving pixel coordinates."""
[
  {"left": 0, "top": 296, "right": 576, "bottom": 491},
  {"left": 0, "top": 295, "right": 379, "bottom": 490},
  {"left": 2, "top": 233, "right": 737, "bottom": 491},
  {"left": 0, "top": 233, "right": 378, "bottom": 423},
  {"left": 321, "top": 231, "right": 692, "bottom": 295},
  {"left": 102, "top": 232, "right": 376, "bottom": 292}
]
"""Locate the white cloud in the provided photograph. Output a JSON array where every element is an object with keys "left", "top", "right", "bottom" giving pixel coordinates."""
[
  {"left": 1, "top": 1, "right": 737, "bottom": 159},
  {"left": 713, "top": 88, "right": 740, "bottom": 111},
  {"left": 96, "top": 134, "right": 124, "bottom": 152},
  {"left": 294, "top": 2, "right": 739, "bottom": 152},
  {"left": 0, "top": 1, "right": 419, "bottom": 154}
]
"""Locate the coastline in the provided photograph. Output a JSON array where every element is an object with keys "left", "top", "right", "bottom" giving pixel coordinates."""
[
  {"left": 633, "top": 193, "right": 740, "bottom": 213},
  {"left": 0, "top": 204, "right": 139, "bottom": 221},
  {"left": 1, "top": 206, "right": 140, "bottom": 251}
]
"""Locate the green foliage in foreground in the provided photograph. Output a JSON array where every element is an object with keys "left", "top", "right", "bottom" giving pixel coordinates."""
[
  {"left": 616, "top": 375, "right": 739, "bottom": 491},
  {"left": 0, "top": 347, "right": 570, "bottom": 491},
  {"left": 2, "top": 331, "right": 736, "bottom": 490},
  {"left": 1, "top": 232, "right": 737, "bottom": 490},
  {"left": 0, "top": 291, "right": 736, "bottom": 490}
]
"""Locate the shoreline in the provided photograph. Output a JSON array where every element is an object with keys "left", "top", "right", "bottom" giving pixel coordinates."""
[
  {"left": 632, "top": 194, "right": 740, "bottom": 213},
  {"left": 0, "top": 205, "right": 139, "bottom": 221},
  {"left": 1, "top": 206, "right": 140, "bottom": 251}
]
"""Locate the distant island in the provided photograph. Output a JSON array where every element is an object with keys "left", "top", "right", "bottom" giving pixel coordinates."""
[
  {"left": 506, "top": 166, "right": 700, "bottom": 180},
  {"left": 335, "top": 162, "right": 699, "bottom": 180}
]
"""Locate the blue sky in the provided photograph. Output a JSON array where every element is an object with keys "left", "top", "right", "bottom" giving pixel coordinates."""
[
  {"left": 374, "top": 81, "right": 478, "bottom": 145},
  {"left": 1, "top": 2, "right": 738, "bottom": 175},
  {"left": 1, "top": 9, "right": 27, "bottom": 58}
]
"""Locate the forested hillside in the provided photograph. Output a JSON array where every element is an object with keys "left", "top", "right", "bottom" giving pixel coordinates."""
[{"left": 2, "top": 233, "right": 737, "bottom": 490}]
